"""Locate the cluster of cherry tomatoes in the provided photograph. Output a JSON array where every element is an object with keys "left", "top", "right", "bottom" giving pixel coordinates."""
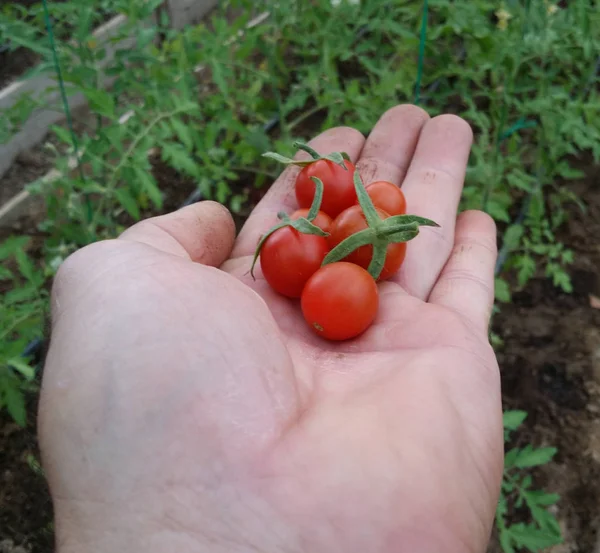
[{"left": 252, "top": 142, "right": 438, "bottom": 341}]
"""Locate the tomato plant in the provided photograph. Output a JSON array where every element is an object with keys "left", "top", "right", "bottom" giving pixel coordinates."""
[
  {"left": 361, "top": 181, "right": 406, "bottom": 216},
  {"left": 301, "top": 262, "right": 379, "bottom": 341},
  {"left": 291, "top": 208, "right": 332, "bottom": 232},
  {"left": 328, "top": 205, "right": 407, "bottom": 281},
  {"left": 260, "top": 228, "right": 329, "bottom": 297}
]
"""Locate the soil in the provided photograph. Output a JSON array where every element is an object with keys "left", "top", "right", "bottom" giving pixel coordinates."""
[{"left": 490, "top": 164, "right": 600, "bottom": 553}]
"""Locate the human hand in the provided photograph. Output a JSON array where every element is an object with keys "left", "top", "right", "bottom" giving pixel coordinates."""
[{"left": 40, "top": 105, "right": 503, "bottom": 553}]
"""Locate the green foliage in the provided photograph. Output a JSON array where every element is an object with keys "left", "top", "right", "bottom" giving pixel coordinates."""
[
  {"left": 0, "top": 4, "right": 597, "bottom": 547},
  {"left": 0, "top": 237, "right": 46, "bottom": 426},
  {"left": 497, "top": 411, "right": 562, "bottom": 552}
]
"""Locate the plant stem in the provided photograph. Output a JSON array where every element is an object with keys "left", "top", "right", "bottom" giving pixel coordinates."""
[
  {"left": 90, "top": 106, "right": 194, "bottom": 234},
  {"left": 414, "top": 0, "right": 429, "bottom": 106},
  {"left": 287, "top": 101, "right": 343, "bottom": 132}
]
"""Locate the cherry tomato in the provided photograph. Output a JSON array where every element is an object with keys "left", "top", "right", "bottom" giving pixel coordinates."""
[
  {"left": 296, "top": 159, "right": 356, "bottom": 219},
  {"left": 290, "top": 209, "right": 333, "bottom": 233},
  {"left": 260, "top": 227, "right": 329, "bottom": 298},
  {"left": 301, "top": 262, "right": 378, "bottom": 340},
  {"left": 328, "top": 205, "right": 406, "bottom": 281},
  {"left": 361, "top": 181, "right": 407, "bottom": 216}
]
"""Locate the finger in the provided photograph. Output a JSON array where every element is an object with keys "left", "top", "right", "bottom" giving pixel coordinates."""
[
  {"left": 356, "top": 104, "right": 430, "bottom": 185},
  {"left": 231, "top": 126, "right": 365, "bottom": 258},
  {"left": 119, "top": 201, "right": 236, "bottom": 267},
  {"left": 395, "top": 114, "right": 474, "bottom": 299},
  {"left": 428, "top": 210, "right": 497, "bottom": 331}
]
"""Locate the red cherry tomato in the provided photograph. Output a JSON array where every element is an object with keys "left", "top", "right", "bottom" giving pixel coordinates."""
[
  {"left": 327, "top": 205, "right": 406, "bottom": 281},
  {"left": 361, "top": 181, "right": 407, "bottom": 216},
  {"left": 296, "top": 159, "right": 356, "bottom": 218},
  {"left": 260, "top": 227, "right": 329, "bottom": 298},
  {"left": 301, "top": 262, "right": 378, "bottom": 341},
  {"left": 290, "top": 209, "right": 333, "bottom": 233}
]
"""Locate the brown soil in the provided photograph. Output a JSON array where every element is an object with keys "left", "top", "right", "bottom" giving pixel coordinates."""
[{"left": 491, "top": 164, "right": 600, "bottom": 553}]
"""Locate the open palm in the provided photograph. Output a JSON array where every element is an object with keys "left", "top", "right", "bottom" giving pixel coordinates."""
[{"left": 40, "top": 105, "right": 503, "bottom": 553}]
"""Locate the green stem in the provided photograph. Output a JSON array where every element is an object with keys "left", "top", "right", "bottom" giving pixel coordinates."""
[
  {"left": 367, "top": 241, "right": 388, "bottom": 279},
  {"left": 323, "top": 171, "right": 439, "bottom": 279},
  {"left": 90, "top": 106, "right": 193, "bottom": 233},
  {"left": 42, "top": 0, "right": 91, "bottom": 223},
  {"left": 250, "top": 175, "right": 328, "bottom": 279},
  {"left": 230, "top": 166, "right": 279, "bottom": 179},
  {"left": 293, "top": 141, "right": 322, "bottom": 160},
  {"left": 287, "top": 101, "right": 343, "bottom": 132},
  {"left": 414, "top": 0, "right": 429, "bottom": 106},
  {"left": 353, "top": 170, "right": 380, "bottom": 227},
  {"left": 307, "top": 177, "right": 324, "bottom": 220},
  {"left": 322, "top": 229, "right": 376, "bottom": 266}
]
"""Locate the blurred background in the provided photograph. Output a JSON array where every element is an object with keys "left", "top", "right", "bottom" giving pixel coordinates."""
[{"left": 0, "top": 1, "right": 599, "bottom": 551}]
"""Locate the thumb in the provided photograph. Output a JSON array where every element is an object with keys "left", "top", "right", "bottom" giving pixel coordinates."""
[{"left": 119, "top": 201, "right": 236, "bottom": 267}]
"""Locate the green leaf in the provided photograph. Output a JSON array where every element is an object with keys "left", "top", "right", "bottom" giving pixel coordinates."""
[
  {"left": 216, "top": 181, "right": 229, "bottom": 204},
  {"left": 0, "top": 237, "right": 29, "bottom": 260},
  {"left": 556, "top": 163, "right": 585, "bottom": 180},
  {"left": 135, "top": 168, "right": 163, "bottom": 209},
  {"left": 9, "top": 358, "right": 35, "bottom": 379},
  {"left": 51, "top": 125, "right": 74, "bottom": 146},
  {"left": 2, "top": 377, "right": 27, "bottom": 427},
  {"left": 114, "top": 188, "right": 141, "bottom": 220},
  {"left": 15, "top": 250, "right": 36, "bottom": 283},
  {"left": 210, "top": 61, "right": 229, "bottom": 97},
  {"left": 83, "top": 89, "right": 115, "bottom": 118},
  {"left": 171, "top": 117, "right": 193, "bottom": 150},
  {"left": 517, "top": 255, "right": 537, "bottom": 287},
  {"left": 503, "top": 224, "right": 524, "bottom": 252},
  {"left": 504, "top": 447, "right": 520, "bottom": 469},
  {"left": 498, "top": 529, "right": 515, "bottom": 553},
  {"left": 0, "top": 266, "right": 13, "bottom": 280},
  {"left": 526, "top": 491, "right": 560, "bottom": 507},
  {"left": 495, "top": 277, "right": 511, "bottom": 303},
  {"left": 162, "top": 143, "right": 199, "bottom": 178},
  {"left": 508, "top": 523, "right": 562, "bottom": 550},
  {"left": 487, "top": 200, "right": 511, "bottom": 223},
  {"left": 503, "top": 410, "right": 527, "bottom": 431},
  {"left": 530, "top": 505, "right": 562, "bottom": 534},
  {"left": 514, "top": 445, "right": 557, "bottom": 468}
]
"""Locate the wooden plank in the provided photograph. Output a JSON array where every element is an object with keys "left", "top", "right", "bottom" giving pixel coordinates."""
[{"left": 166, "top": 0, "right": 219, "bottom": 29}]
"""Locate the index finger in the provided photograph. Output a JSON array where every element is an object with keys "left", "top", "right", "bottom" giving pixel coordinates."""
[{"left": 231, "top": 126, "right": 365, "bottom": 258}]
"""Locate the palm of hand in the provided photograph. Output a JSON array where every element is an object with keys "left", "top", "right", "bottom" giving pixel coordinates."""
[{"left": 40, "top": 108, "right": 503, "bottom": 553}]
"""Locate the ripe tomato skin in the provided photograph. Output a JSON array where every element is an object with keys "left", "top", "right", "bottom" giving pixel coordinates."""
[
  {"left": 290, "top": 209, "right": 333, "bottom": 233},
  {"left": 301, "top": 262, "right": 378, "bottom": 341},
  {"left": 361, "top": 181, "right": 407, "bottom": 216},
  {"left": 296, "top": 159, "right": 356, "bottom": 219},
  {"left": 328, "top": 205, "right": 406, "bottom": 281},
  {"left": 260, "top": 227, "right": 329, "bottom": 298}
]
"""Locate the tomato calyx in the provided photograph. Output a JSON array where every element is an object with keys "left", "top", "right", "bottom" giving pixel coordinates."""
[
  {"left": 250, "top": 176, "right": 329, "bottom": 279},
  {"left": 262, "top": 141, "right": 350, "bottom": 169},
  {"left": 323, "top": 171, "right": 440, "bottom": 280}
]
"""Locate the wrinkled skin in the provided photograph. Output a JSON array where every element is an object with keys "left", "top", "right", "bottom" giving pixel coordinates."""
[{"left": 40, "top": 105, "right": 503, "bottom": 553}]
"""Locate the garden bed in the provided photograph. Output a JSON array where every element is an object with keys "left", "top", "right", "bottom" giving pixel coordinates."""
[
  {"left": 1, "top": 1, "right": 599, "bottom": 552},
  {"left": 1, "top": 152, "right": 600, "bottom": 553}
]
